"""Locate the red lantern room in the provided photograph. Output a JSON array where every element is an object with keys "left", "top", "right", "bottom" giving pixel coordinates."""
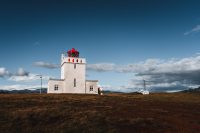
[{"left": 67, "top": 48, "right": 79, "bottom": 57}]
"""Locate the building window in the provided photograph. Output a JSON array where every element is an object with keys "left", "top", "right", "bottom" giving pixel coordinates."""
[
  {"left": 54, "top": 84, "right": 59, "bottom": 91},
  {"left": 76, "top": 59, "right": 78, "bottom": 62},
  {"left": 90, "top": 86, "right": 93, "bottom": 91},
  {"left": 74, "top": 78, "right": 76, "bottom": 87},
  {"left": 74, "top": 63, "right": 76, "bottom": 69}
]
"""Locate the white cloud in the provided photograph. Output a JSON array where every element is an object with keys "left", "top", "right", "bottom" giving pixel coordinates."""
[
  {"left": 0, "top": 67, "right": 9, "bottom": 77},
  {"left": 16, "top": 68, "right": 29, "bottom": 76},
  {"left": 87, "top": 63, "right": 115, "bottom": 72},
  {"left": 9, "top": 73, "right": 50, "bottom": 82},
  {"left": 33, "top": 61, "right": 59, "bottom": 69},
  {"left": 184, "top": 24, "right": 200, "bottom": 35}
]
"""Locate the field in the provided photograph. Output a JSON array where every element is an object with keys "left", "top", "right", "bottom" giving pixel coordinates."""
[{"left": 0, "top": 93, "right": 200, "bottom": 133}]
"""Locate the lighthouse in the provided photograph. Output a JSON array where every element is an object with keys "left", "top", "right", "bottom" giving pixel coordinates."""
[{"left": 48, "top": 48, "right": 99, "bottom": 94}]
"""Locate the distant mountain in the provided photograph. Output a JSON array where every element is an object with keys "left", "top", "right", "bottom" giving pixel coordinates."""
[
  {"left": 1, "top": 87, "right": 199, "bottom": 94},
  {"left": 0, "top": 88, "right": 47, "bottom": 94},
  {"left": 102, "top": 90, "right": 124, "bottom": 94},
  {"left": 0, "top": 89, "right": 120, "bottom": 94},
  {"left": 181, "top": 87, "right": 200, "bottom": 93}
]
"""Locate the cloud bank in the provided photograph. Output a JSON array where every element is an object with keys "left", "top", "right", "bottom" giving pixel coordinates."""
[
  {"left": 0, "top": 67, "right": 50, "bottom": 82},
  {"left": 8, "top": 73, "right": 49, "bottom": 82},
  {"left": 2, "top": 54, "right": 200, "bottom": 92},
  {"left": 33, "top": 61, "right": 59, "bottom": 69},
  {"left": 88, "top": 54, "right": 200, "bottom": 91},
  {"left": 0, "top": 67, "right": 52, "bottom": 90}
]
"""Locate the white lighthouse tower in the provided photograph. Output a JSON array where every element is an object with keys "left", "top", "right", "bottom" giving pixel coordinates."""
[{"left": 48, "top": 48, "right": 99, "bottom": 94}]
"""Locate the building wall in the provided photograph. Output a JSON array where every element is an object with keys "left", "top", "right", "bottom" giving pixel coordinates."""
[
  {"left": 48, "top": 79, "right": 64, "bottom": 93},
  {"left": 85, "top": 80, "right": 98, "bottom": 94},
  {"left": 61, "top": 56, "right": 86, "bottom": 93}
]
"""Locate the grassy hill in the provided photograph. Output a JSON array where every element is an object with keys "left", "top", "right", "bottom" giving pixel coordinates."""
[{"left": 0, "top": 93, "right": 200, "bottom": 133}]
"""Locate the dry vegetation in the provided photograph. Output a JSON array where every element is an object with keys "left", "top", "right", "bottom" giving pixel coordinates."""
[{"left": 0, "top": 93, "right": 200, "bottom": 133}]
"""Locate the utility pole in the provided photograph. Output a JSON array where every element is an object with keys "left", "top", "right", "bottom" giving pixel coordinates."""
[
  {"left": 37, "top": 75, "right": 42, "bottom": 94},
  {"left": 143, "top": 79, "right": 146, "bottom": 91},
  {"left": 40, "top": 75, "right": 42, "bottom": 94}
]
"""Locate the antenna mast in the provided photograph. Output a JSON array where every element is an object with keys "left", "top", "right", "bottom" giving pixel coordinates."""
[{"left": 143, "top": 79, "right": 146, "bottom": 91}]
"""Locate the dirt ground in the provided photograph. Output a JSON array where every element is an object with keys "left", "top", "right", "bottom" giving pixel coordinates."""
[{"left": 0, "top": 93, "right": 200, "bottom": 133}]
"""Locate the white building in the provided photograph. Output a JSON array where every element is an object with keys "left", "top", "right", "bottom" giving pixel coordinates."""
[{"left": 48, "top": 48, "right": 99, "bottom": 94}]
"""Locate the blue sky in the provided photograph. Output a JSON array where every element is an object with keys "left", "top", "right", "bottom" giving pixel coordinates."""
[{"left": 1, "top": 0, "right": 200, "bottom": 92}]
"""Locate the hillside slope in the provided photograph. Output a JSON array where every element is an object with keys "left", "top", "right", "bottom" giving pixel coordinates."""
[{"left": 0, "top": 93, "right": 200, "bottom": 133}]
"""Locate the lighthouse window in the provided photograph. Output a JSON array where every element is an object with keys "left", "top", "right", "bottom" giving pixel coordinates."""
[
  {"left": 74, "top": 63, "right": 76, "bottom": 69},
  {"left": 54, "top": 85, "right": 59, "bottom": 91},
  {"left": 74, "top": 78, "right": 76, "bottom": 87},
  {"left": 90, "top": 86, "right": 93, "bottom": 91}
]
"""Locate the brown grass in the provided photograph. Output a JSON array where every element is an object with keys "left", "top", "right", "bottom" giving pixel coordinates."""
[{"left": 0, "top": 93, "right": 200, "bottom": 133}]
